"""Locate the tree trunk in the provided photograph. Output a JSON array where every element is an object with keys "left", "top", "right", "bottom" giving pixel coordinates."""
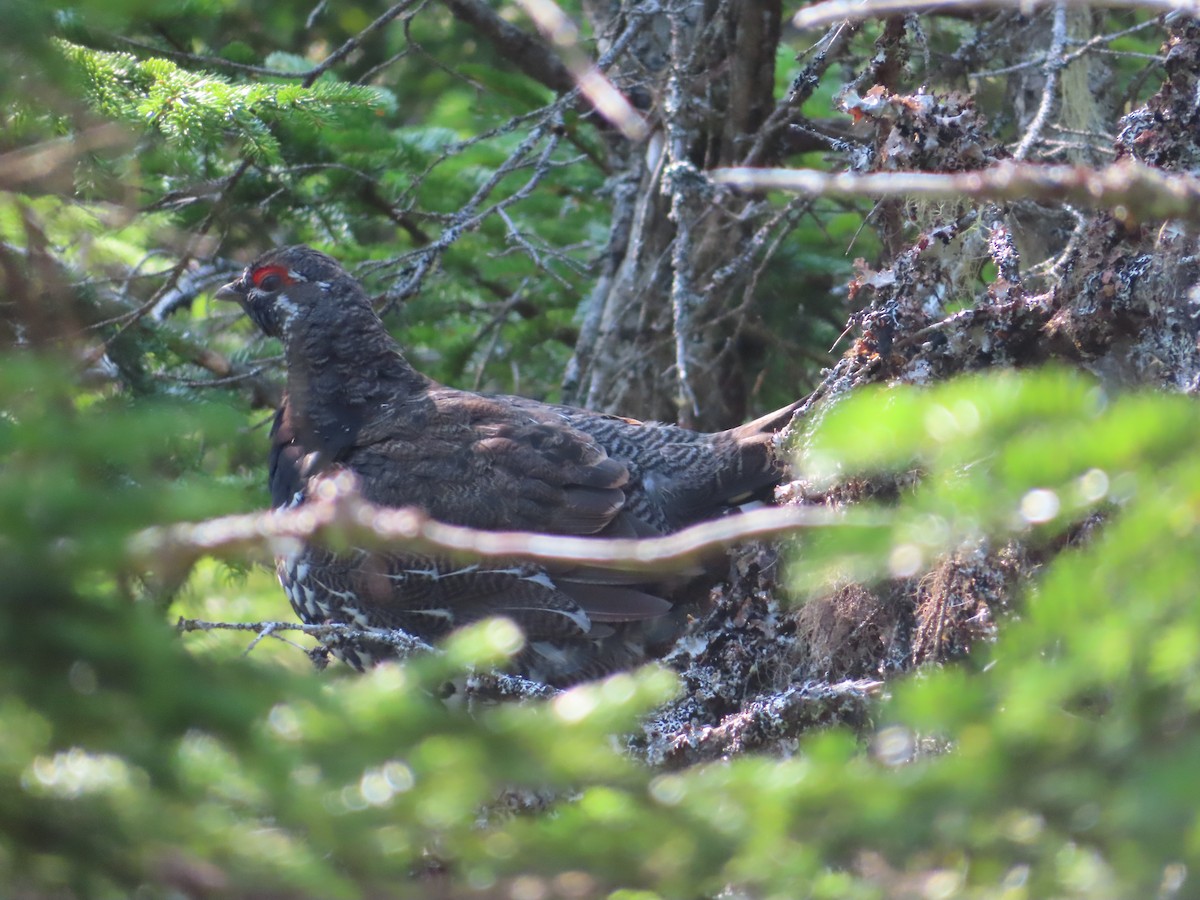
[{"left": 563, "top": 0, "right": 784, "bottom": 430}]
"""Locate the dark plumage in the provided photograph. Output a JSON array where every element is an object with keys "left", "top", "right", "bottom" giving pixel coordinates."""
[{"left": 216, "top": 245, "right": 799, "bottom": 684}]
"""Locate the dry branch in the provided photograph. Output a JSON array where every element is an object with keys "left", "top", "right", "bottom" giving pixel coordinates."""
[
  {"left": 130, "top": 472, "right": 860, "bottom": 583},
  {"left": 1012, "top": 1, "right": 1068, "bottom": 161},
  {"left": 176, "top": 618, "right": 435, "bottom": 655},
  {"left": 442, "top": 0, "right": 576, "bottom": 94},
  {"left": 712, "top": 160, "right": 1200, "bottom": 224},
  {"left": 792, "top": 0, "right": 1192, "bottom": 30},
  {"left": 175, "top": 618, "right": 557, "bottom": 698},
  {"left": 511, "top": 0, "right": 650, "bottom": 141}
]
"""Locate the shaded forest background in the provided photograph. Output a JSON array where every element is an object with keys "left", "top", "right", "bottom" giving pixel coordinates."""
[{"left": 4, "top": 0, "right": 1200, "bottom": 896}]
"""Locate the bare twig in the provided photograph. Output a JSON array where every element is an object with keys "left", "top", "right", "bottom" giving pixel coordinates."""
[
  {"left": 747, "top": 21, "right": 862, "bottom": 165},
  {"left": 176, "top": 618, "right": 587, "bottom": 700},
  {"left": 969, "top": 16, "right": 1164, "bottom": 79},
  {"left": 302, "top": 1, "right": 421, "bottom": 85},
  {"left": 712, "top": 160, "right": 1200, "bottom": 224},
  {"left": 110, "top": 1, "right": 420, "bottom": 84},
  {"left": 177, "top": 617, "right": 435, "bottom": 657},
  {"left": 81, "top": 157, "right": 254, "bottom": 369},
  {"left": 361, "top": 1, "right": 658, "bottom": 307},
  {"left": 705, "top": 196, "right": 811, "bottom": 296},
  {"left": 495, "top": 208, "right": 579, "bottom": 288},
  {"left": 510, "top": 0, "right": 650, "bottom": 141},
  {"left": 793, "top": 0, "right": 1197, "bottom": 30},
  {"left": 1012, "top": 2, "right": 1068, "bottom": 161},
  {"left": 1026, "top": 202, "right": 1088, "bottom": 278},
  {"left": 379, "top": 119, "right": 566, "bottom": 307}
]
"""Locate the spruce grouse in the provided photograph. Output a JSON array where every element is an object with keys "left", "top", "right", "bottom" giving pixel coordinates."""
[{"left": 217, "top": 245, "right": 800, "bottom": 685}]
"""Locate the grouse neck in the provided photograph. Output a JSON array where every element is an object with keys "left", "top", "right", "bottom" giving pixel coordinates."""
[{"left": 283, "top": 304, "right": 429, "bottom": 456}]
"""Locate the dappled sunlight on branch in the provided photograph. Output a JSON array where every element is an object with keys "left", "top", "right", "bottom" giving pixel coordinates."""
[
  {"left": 713, "top": 159, "right": 1200, "bottom": 224},
  {"left": 793, "top": 0, "right": 1197, "bottom": 30},
  {"left": 131, "top": 471, "right": 857, "bottom": 583},
  {"left": 513, "top": 0, "right": 650, "bottom": 141}
]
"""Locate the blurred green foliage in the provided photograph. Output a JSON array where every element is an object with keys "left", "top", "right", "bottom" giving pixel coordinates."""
[
  {"left": 9, "top": 352, "right": 1200, "bottom": 896},
  {"left": 0, "top": 0, "right": 1189, "bottom": 897}
]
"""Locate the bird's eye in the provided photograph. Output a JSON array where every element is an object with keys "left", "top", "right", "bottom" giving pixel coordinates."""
[{"left": 251, "top": 265, "right": 291, "bottom": 292}]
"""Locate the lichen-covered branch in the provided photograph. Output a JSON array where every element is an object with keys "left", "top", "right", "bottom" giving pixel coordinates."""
[
  {"left": 638, "top": 679, "right": 884, "bottom": 766},
  {"left": 175, "top": 618, "right": 557, "bottom": 699}
]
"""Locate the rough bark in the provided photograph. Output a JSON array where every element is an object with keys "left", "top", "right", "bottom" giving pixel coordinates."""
[{"left": 563, "top": 0, "right": 788, "bottom": 430}]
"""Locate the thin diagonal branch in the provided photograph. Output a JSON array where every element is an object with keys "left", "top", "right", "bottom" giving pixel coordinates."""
[
  {"left": 301, "top": 0, "right": 420, "bottom": 86},
  {"left": 1012, "top": 2, "right": 1068, "bottom": 161},
  {"left": 511, "top": 0, "right": 650, "bottom": 141},
  {"left": 80, "top": 159, "right": 253, "bottom": 368},
  {"left": 442, "top": 0, "right": 575, "bottom": 93},
  {"left": 108, "top": 0, "right": 420, "bottom": 85},
  {"left": 177, "top": 618, "right": 435, "bottom": 656}
]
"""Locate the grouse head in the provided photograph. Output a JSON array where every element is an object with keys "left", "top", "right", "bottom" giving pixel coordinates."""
[{"left": 215, "top": 245, "right": 369, "bottom": 341}]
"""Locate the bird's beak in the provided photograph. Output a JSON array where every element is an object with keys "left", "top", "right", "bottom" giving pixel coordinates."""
[{"left": 214, "top": 277, "right": 246, "bottom": 302}]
